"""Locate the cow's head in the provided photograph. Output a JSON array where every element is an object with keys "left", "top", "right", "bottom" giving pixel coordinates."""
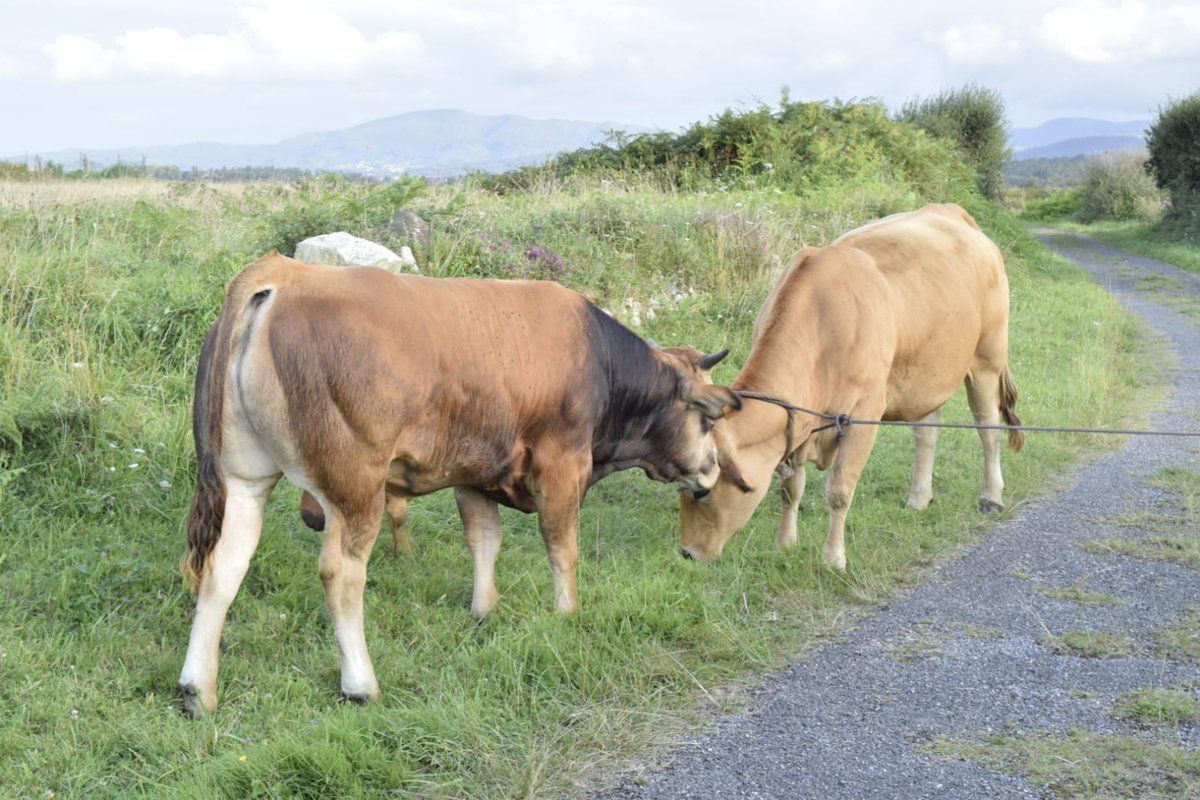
[
  {"left": 677, "top": 415, "right": 776, "bottom": 561},
  {"left": 646, "top": 346, "right": 742, "bottom": 495}
]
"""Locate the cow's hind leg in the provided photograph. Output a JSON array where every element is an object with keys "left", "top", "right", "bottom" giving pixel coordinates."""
[
  {"left": 179, "top": 474, "right": 276, "bottom": 716},
  {"left": 455, "top": 488, "right": 504, "bottom": 618},
  {"left": 385, "top": 490, "right": 412, "bottom": 554},
  {"left": 905, "top": 408, "right": 940, "bottom": 510},
  {"left": 320, "top": 492, "right": 384, "bottom": 702},
  {"left": 777, "top": 462, "right": 806, "bottom": 549},
  {"left": 821, "top": 400, "right": 883, "bottom": 570},
  {"left": 965, "top": 368, "right": 1005, "bottom": 511}
]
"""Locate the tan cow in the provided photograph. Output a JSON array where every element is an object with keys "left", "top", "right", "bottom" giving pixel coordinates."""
[
  {"left": 679, "top": 204, "right": 1023, "bottom": 566},
  {"left": 178, "top": 253, "right": 740, "bottom": 715}
]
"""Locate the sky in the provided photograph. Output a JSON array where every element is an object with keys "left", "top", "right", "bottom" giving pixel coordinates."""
[{"left": 1, "top": 0, "right": 1198, "bottom": 154}]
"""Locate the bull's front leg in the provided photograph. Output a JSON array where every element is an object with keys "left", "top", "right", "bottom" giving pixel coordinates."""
[
  {"left": 533, "top": 457, "right": 589, "bottom": 613},
  {"left": 777, "top": 461, "right": 806, "bottom": 549},
  {"left": 822, "top": 403, "right": 882, "bottom": 570},
  {"left": 454, "top": 487, "right": 504, "bottom": 618}
]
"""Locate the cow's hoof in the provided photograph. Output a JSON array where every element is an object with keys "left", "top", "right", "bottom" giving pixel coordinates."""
[
  {"left": 341, "top": 690, "right": 379, "bottom": 704},
  {"left": 178, "top": 683, "right": 210, "bottom": 718},
  {"left": 977, "top": 499, "right": 1005, "bottom": 514},
  {"left": 905, "top": 495, "right": 931, "bottom": 511},
  {"left": 822, "top": 550, "right": 847, "bottom": 571}
]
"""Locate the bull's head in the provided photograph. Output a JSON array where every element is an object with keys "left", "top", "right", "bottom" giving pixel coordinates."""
[
  {"left": 651, "top": 347, "right": 742, "bottom": 495},
  {"left": 677, "top": 408, "right": 778, "bottom": 561}
]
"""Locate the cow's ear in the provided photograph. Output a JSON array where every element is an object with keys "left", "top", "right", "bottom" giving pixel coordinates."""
[
  {"left": 715, "top": 431, "right": 754, "bottom": 493},
  {"left": 689, "top": 385, "right": 742, "bottom": 420}
]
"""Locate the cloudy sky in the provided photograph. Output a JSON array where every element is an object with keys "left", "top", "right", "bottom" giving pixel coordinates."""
[{"left": 1, "top": 0, "right": 1198, "bottom": 154}]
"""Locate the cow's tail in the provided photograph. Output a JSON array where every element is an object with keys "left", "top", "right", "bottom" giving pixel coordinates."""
[
  {"left": 999, "top": 365, "right": 1025, "bottom": 452},
  {"left": 181, "top": 274, "right": 272, "bottom": 591}
]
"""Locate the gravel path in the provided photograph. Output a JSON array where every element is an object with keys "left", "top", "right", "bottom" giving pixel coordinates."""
[{"left": 596, "top": 230, "right": 1200, "bottom": 800}]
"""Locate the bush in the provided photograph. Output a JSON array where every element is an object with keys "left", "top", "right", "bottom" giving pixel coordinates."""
[
  {"left": 498, "top": 94, "right": 974, "bottom": 201},
  {"left": 1019, "top": 188, "right": 1085, "bottom": 221},
  {"left": 1079, "top": 152, "right": 1162, "bottom": 222},
  {"left": 1146, "top": 92, "right": 1200, "bottom": 236},
  {"left": 900, "top": 84, "right": 1010, "bottom": 199}
]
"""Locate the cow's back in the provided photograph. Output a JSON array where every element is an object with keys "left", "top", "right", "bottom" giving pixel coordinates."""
[
  {"left": 830, "top": 205, "right": 1007, "bottom": 417},
  {"left": 230, "top": 255, "right": 600, "bottom": 503}
]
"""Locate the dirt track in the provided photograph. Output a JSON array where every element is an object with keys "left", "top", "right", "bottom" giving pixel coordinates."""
[{"left": 596, "top": 230, "right": 1200, "bottom": 799}]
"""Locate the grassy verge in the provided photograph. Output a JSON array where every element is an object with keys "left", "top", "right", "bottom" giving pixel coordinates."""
[
  {"left": 1052, "top": 219, "right": 1200, "bottom": 277},
  {"left": 0, "top": 176, "right": 1153, "bottom": 798},
  {"left": 930, "top": 731, "right": 1200, "bottom": 799}
]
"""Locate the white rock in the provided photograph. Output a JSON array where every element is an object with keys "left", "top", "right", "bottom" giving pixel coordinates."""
[{"left": 294, "top": 231, "right": 419, "bottom": 273}]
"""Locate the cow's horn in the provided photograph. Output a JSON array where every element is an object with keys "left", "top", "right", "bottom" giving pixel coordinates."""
[
  {"left": 647, "top": 338, "right": 660, "bottom": 349},
  {"left": 696, "top": 348, "right": 730, "bottom": 370}
]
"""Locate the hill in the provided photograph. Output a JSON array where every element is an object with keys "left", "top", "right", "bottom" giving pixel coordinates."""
[
  {"left": 5, "top": 109, "right": 642, "bottom": 177},
  {"left": 1013, "top": 135, "right": 1145, "bottom": 160},
  {"left": 1010, "top": 117, "right": 1148, "bottom": 152}
]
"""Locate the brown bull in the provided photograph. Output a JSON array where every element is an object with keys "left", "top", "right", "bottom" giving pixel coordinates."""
[
  {"left": 679, "top": 204, "right": 1023, "bottom": 566},
  {"left": 178, "top": 253, "right": 739, "bottom": 715}
]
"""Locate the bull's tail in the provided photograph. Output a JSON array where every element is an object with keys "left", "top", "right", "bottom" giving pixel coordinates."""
[
  {"left": 181, "top": 272, "right": 273, "bottom": 591},
  {"left": 999, "top": 365, "right": 1025, "bottom": 452}
]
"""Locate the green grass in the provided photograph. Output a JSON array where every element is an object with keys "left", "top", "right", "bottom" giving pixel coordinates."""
[
  {"left": 1113, "top": 688, "right": 1200, "bottom": 727},
  {"left": 1040, "top": 631, "right": 1138, "bottom": 659},
  {"left": 1063, "top": 220, "right": 1200, "bottom": 277},
  {"left": 1155, "top": 609, "right": 1200, "bottom": 663},
  {"left": 0, "top": 173, "right": 1154, "bottom": 798},
  {"left": 1035, "top": 583, "right": 1124, "bottom": 606},
  {"left": 930, "top": 730, "right": 1200, "bottom": 799},
  {"left": 1084, "top": 467, "right": 1200, "bottom": 569}
]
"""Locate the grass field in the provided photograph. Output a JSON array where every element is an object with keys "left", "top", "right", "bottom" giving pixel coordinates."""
[{"left": 0, "top": 172, "right": 1150, "bottom": 798}]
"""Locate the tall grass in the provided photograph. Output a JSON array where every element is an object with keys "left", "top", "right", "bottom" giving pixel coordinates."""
[{"left": 0, "top": 153, "right": 1151, "bottom": 796}]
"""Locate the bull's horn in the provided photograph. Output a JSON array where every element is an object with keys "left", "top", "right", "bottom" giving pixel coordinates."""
[
  {"left": 696, "top": 348, "right": 730, "bottom": 370},
  {"left": 647, "top": 338, "right": 660, "bottom": 349}
]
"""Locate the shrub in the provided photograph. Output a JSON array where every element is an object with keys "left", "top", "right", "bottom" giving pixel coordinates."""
[
  {"left": 1079, "top": 152, "right": 1162, "bottom": 222},
  {"left": 1020, "top": 188, "right": 1085, "bottom": 221},
  {"left": 900, "top": 84, "right": 1010, "bottom": 199},
  {"left": 1146, "top": 92, "right": 1200, "bottom": 236},
  {"left": 508, "top": 94, "right": 974, "bottom": 201}
]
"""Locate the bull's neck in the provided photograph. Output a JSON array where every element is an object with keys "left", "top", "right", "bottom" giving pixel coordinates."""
[{"left": 726, "top": 345, "right": 824, "bottom": 462}]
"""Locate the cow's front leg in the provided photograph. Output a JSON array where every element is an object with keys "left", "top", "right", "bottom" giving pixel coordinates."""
[
  {"left": 319, "top": 496, "right": 383, "bottom": 702},
  {"left": 533, "top": 460, "right": 588, "bottom": 613},
  {"left": 455, "top": 487, "right": 503, "bottom": 618},
  {"left": 822, "top": 403, "right": 882, "bottom": 570},
  {"left": 777, "top": 462, "right": 806, "bottom": 549},
  {"left": 179, "top": 475, "right": 275, "bottom": 716}
]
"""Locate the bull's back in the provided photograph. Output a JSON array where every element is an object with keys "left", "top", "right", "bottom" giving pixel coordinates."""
[{"left": 838, "top": 206, "right": 1009, "bottom": 416}]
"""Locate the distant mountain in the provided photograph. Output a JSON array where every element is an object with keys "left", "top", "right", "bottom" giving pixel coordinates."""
[
  {"left": 1010, "top": 117, "right": 1149, "bottom": 152},
  {"left": 1012, "top": 135, "right": 1146, "bottom": 160},
  {"left": 6, "top": 109, "right": 644, "bottom": 177}
]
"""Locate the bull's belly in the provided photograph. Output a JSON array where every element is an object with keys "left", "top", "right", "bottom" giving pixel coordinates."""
[{"left": 385, "top": 459, "right": 537, "bottom": 513}]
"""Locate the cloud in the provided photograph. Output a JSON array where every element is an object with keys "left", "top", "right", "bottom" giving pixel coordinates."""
[
  {"left": 0, "top": 53, "right": 24, "bottom": 78},
  {"left": 926, "top": 23, "right": 1019, "bottom": 64},
  {"left": 44, "top": 3, "right": 424, "bottom": 81},
  {"left": 1040, "top": 1, "right": 1200, "bottom": 63}
]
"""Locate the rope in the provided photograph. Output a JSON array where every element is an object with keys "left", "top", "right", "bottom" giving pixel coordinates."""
[{"left": 734, "top": 390, "right": 1200, "bottom": 440}]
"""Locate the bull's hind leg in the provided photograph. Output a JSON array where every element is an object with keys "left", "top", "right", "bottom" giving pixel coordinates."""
[
  {"left": 320, "top": 492, "right": 384, "bottom": 702},
  {"left": 965, "top": 368, "right": 1005, "bottom": 511},
  {"left": 905, "top": 408, "right": 941, "bottom": 510},
  {"left": 179, "top": 474, "right": 276, "bottom": 716},
  {"left": 454, "top": 488, "right": 503, "bottom": 618},
  {"left": 385, "top": 490, "right": 412, "bottom": 554},
  {"left": 777, "top": 462, "right": 806, "bottom": 549},
  {"left": 821, "top": 401, "right": 883, "bottom": 570}
]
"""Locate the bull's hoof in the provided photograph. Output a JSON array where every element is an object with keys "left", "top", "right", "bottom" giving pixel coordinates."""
[
  {"left": 976, "top": 499, "right": 1005, "bottom": 514},
  {"left": 341, "top": 690, "right": 379, "bottom": 704},
  {"left": 178, "top": 683, "right": 209, "bottom": 718},
  {"left": 822, "top": 549, "right": 847, "bottom": 571}
]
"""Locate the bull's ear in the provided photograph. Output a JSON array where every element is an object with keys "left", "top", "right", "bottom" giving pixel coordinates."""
[
  {"left": 689, "top": 385, "right": 742, "bottom": 420},
  {"left": 695, "top": 348, "right": 730, "bottom": 371},
  {"left": 715, "top": 432, "right": 754, "bottom": 494}
]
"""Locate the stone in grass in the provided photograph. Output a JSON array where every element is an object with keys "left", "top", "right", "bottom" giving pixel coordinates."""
[
  {"left": 294, "top": 232, "right": 418, "bottom": 272},
  {"left": 387, "top": 210, "right": 430, "bottom": 249}
]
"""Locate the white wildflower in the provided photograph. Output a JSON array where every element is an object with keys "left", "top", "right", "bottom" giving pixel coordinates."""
[
  {"left": 128, "top": 463, "right": 139, "bottom": 470},
  {"left": 159, "top": 480, "right": 171, "bottom": 489}
]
